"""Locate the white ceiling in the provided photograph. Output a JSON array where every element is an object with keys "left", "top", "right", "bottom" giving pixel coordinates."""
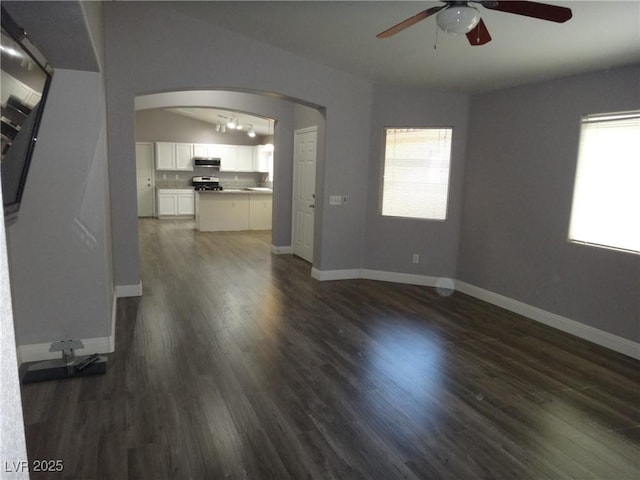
[
  {"left": 165, "top": 107, "right": 273, "bottom": 136},
  {"left": 165, "top": 1, "right": 640, "bottom": 93},
  {"left": 4, "top": 1, "right": 639, "bottom": 95}
]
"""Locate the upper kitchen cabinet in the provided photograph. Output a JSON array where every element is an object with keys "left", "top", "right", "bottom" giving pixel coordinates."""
[
  {"left": 192, "top": 143, "right": 265, "bottom": 172},
  {"left": 155, "top": 142, "right": 193, "bottom": 171},
  {"left": 194, "top": 143, "right": 234, "bottom": 162},
  {"left": 253, "top": 145, "right": 272, "bottom": 173},
  {"left": 218, "top": 145, "right": 253, "bottom": 172},
  {"left": 231, "top": 146, "right": 254, "bottom": 172}
]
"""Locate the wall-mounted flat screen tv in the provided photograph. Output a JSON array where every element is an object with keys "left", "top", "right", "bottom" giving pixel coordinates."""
[{"left": 1, "top": 6, "right": 53, "bottom": 222}]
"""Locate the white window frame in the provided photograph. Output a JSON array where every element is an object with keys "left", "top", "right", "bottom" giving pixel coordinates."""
[
  {"left": 380, "top": 127, "right": 453, "bottom": 221},
  {"left": 568, "top": 111, "right": 640, "bottom": 254}
]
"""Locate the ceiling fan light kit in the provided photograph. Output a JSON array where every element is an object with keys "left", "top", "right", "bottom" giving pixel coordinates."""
[
  {"left": 436, "top": 5, "right": 480, "bottom": 34},
  {"left": 377, "top": 1, "right": 573, "bottom": 45}
]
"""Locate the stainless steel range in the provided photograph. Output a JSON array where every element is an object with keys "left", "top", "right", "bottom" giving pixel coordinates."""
[{"left": 192, "top": 176, "right": 223, "bottom": 191}]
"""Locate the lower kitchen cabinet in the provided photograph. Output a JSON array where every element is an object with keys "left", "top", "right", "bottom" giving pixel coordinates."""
[
  {"left": 157, "top": 189, "right": 194, "bottom": 217},
  {"left": 197, "top": 194, "right": 249, "bottom": 231},
  {"left": 249, "top": 194, "right": 272, "bottom": 230},
  {"left": 196, "top": 192, "right": 272, "bottom": 232}
]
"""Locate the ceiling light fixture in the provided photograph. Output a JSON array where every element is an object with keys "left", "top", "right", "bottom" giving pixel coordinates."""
[
  {"left": 227, "top": 116, "right": 238, "bottom": 129},
  {"left": 247, "top": 126, "right": 256, "bottom": 138},
  {"left": 436, "top": 6, "right": 480, "bottom": 34}
]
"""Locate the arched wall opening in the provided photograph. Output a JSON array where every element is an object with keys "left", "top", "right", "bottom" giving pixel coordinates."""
[
  {"left": 133, "top": 88, "right": 326, "bottom": 274},
  {"left": 104, "top": 2, "right": 373, "bottom": 291}
]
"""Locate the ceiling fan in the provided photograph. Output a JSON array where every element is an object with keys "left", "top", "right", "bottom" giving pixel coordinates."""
[{"left": 376, "top": 1, "right": 572, "bottom": 46}]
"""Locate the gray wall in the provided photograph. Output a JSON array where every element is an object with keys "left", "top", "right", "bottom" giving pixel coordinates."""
[
  {"left": 6, "top": 69, "right": 113, "bottom": 345},
  {"left": 458, "top": 66, "right": 640, "bottom": 341},
  {"left": 135, "top": 109, "right": 264, "bottom": 146},
  {"left": 104, "top": 2, "right": 372, "bottom": 286},
  {"left": 363, "top": 84, "right": 470, "bottom": 278}
]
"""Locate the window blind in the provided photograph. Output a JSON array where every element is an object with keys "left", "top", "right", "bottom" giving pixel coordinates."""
[
  {"left": 381, "top": 128, "right": 452, "bottom": 220},
  {"left": 569, "top": 111, "right": 640, "bottom": 253}
]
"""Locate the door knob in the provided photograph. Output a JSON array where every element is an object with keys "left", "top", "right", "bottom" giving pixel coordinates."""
[{"left": 310, "top": 204, "right": 315, "bottom": 208}]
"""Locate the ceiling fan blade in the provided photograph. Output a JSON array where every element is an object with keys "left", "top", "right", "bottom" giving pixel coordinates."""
[
  {"left": 481, "top": 1, "right": 572, "bottom": 23},
  {"left": 377, "top": 5, "right": 446, "bottom": 38},
  {"left": 466, "top": 18, "right": 492, "bottom": 46}
]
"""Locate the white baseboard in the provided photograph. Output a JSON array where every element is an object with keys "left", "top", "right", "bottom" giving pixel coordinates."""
[
  {"left": 310, "top": 267, "right": 640, "bottom": 360},
  {"left": 17, "top": 336, "right": 114, "bottom": 365},
  {"left": 271, "top": 245, "right": 292, "bottom": 254},
  {"left": 362, "top": 269, "right": 441, "bottom": 287},
  {"left": 311, "top": 267, "right": 361, "bottom": 281},
  {"left": 455, "top": 281, "right": 640, "bottom": 360},
  {"left": 110, "top": 291, "right": 117, "bottom": 352},
  {"left": 311, "top": 267, "right": 453, "bottom": 290},
  {"left": 115, "top": 281, "right": 143, "bottom": 298}
]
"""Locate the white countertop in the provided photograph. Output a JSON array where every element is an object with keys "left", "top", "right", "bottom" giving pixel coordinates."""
[{"left": 196, "top": 189, "right": 273, "bottom": 194}]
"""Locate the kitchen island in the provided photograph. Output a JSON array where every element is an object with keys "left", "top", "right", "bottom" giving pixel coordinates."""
[{"left": 195, "top": 189, "right": 272, "bottom": 232}]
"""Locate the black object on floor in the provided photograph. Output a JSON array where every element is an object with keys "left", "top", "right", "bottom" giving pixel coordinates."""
[{"left": 22, "top": 355, "right": 107, "bottom": 384}]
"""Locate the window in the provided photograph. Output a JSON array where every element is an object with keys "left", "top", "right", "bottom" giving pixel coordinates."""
[
  {"left": 568, "top": 111, "right": 640, "bottom": 254},
  {"left": 381, "top": 128, "right": 452, "bottom": 220}
]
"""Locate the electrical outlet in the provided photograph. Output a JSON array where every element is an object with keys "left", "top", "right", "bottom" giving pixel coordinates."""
[
  {"left": 342, "top": 195, "right": 348, "bottom": 204},
  {"left": 412, "top": 253, "right": 420, "bottom": 264},
  {"left": 329, "top": 195, "right": 342, "bottom": 205}
]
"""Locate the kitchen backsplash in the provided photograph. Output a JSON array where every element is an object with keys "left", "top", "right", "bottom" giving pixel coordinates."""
[{"left": 155, "top": 168, "right": 268, "bottom": 189}]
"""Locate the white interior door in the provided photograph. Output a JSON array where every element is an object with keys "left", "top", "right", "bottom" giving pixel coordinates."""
[
  {"left": 135, "top": 143, "right": 154, "bottom": 217},
  {"left": 292, "top": 127, "right": 317, "bottom": 263}
]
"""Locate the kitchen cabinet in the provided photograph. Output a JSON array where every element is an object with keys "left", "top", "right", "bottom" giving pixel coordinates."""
[
  {"left": 249, "top": 194, "right": 272, "bottom": 230},
  {"left": 196, "top": 193, "right": 249, "bottom": 231},
  {"left": 177, "top": 192, "right": 195, "bottom": 215},
  {"left": 194, "top": 143, "right": 238, "bottom": 166},
  {"left": 192, "top": 143, "right": 208, "bottom": 158},
  {"left": 155, "top": 142, "right": 174, "bottom": 170},
  {"left": 193, "top": 143, "right": 258, "bottom": 171},
  {"left": 220, "top": 145, "right": 253, "bottom": 171},
  {"left": 252, "top": 145, "right": 272, "bottom": 173},
  {"left": 157, "top": 189, "right": 194, "bottom": 217},
  {"left": 196, "top": 191, "right": 272, "bottom": 231},
  {"left": 155, "top": 142, "right": 193, "bottom": 171},
  {"left": 193, "top": 143, "right": 230, "bottom": 161},
  {"left": 235, "top": 146, "right": 255, "bottom": 171}
]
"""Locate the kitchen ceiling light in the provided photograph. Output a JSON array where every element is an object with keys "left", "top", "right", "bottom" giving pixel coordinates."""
[
  {"left": 227, "top": 116, "right": 238, "bottom": 129},
  {"left": 248, "top": 126, "right": 256, "bottom": 138},
  {"left": 436, "top": 6, "right": 480, "bottom": 34}
]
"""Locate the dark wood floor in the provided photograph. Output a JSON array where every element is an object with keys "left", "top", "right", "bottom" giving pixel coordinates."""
[{"left": 21, "top": 218, "right": 639, "bottom": 479}]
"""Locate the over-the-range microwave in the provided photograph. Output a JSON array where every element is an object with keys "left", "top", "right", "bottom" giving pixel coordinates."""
[{"left": 194, "top": 157, "right": 221, "bottom": 168}]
